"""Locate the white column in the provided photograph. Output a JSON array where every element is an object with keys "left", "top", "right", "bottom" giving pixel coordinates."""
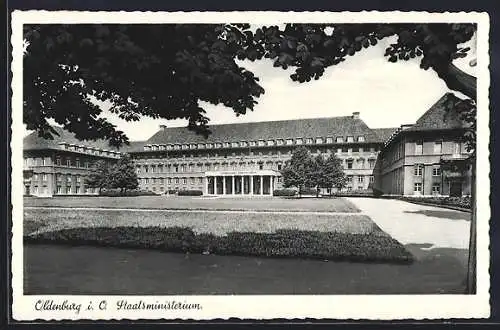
[
  {"left": 260, "top": 175, "right": 263, "bottom": 195},
  {"left": 250, "top": 175, "right": 254, "bottom": 195},
  {"left": 270, "top": 176, "right": 274, "bottom": 196},
  {"left": 205, "top": 176, "right": 209, "bottom": 195},
  {"left": 222, "top": 175, "right": 226, "bottom": 195},
  {"left": 231, "top": 175, "right": 235, "bottom": 195}
]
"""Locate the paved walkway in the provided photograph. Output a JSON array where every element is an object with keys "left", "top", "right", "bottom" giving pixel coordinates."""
[{"left": 346, "top": 198, "right": 471, "bottom": 249}]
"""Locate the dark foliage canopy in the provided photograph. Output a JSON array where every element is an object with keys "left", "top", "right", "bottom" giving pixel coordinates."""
[{"left": 23, "top": 23, "right": 477, "bottom": 148}]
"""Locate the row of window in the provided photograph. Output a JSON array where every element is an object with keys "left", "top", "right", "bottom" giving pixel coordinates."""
[
  {"left": 134, "top": 147, "right": 380, "bottom": 160},
  {"left": 30, "top": 185, "right": 95, "bottom": 195},
  {"left": 413, "top": 164, "right": 441, "bottom": 176},
  {"left": 59, "top": 142, "right": 121, "bottom": 158},
  {"left": 414, "top": 141, "right": 462, "bottom": 155},
  {"left": 25, "top": 156, "right": 108, "bottom": 168},
  {"left": 345, "top": 175, "right": 374, "bottom": 184},
  {"left": 32, "top": 174, "right": 85, "bottom": 183},
  {"left": 143, "top": 136, "right": 368, "bottom": 152},
  {"left": 414, "top": 183, "right": 441, "bottom": 194}
]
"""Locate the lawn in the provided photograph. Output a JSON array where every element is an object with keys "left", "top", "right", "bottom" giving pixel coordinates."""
[
  {"left": 24, "top": 244, "right": 467, "bottom": 294},
  {"left": 24, "top": 195, "right": 361, "bottom": 213},
  {"left": 24, "top": 207, "right": 413, "bottom": 264}
]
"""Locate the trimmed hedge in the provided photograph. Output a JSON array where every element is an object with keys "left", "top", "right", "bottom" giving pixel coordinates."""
[
  {"left": 399, "top": 196, "right": 471, "bottom": 210},
  {"left": 100, "top": 190, "right": 156, "bottom": 197},
  {"left": 25, "top": 226, "right": 414, "bottom": 264},
  {"left": 335, "top": 190, "right": 375, "bottom": 197},
  {"left": 299, "top": 188, "right": 319, "bottom": 195},
  {"left": 273, "top": 189, "right": 297, "bottom": 197},
  {"left": 177, "top": 190, "right": 203, "bottom": 196}
]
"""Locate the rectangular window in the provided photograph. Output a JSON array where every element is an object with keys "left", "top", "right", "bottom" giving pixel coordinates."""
[
  {"left": 432, "top": 184, "right": 441, "bottom": 194},
  {"left": 277, "top": 177, "right": 283, "bottom": 183},
  {"left": 66, "top": 175, "right": 72, "bottom": 183},
  {"left": 175, "top": 178, "right": 179, "bottom": 184},
  {"left": 151, "top": 166, "right": 156, "bottom": 173},
  {"left": 286, "top": 139, "right": 293, "bottom": 145},
  {"left": 296, "top": 138, "right": 303, "bottom": 145},
  {"left": 66, "top": 186, "right": 72, "bottom": 194},
  {"left": 182, "top": 178, "right": 187, "bottom": 184},
  {"left": 414, "top": 164, "right": 423, "bottom": 176},
  {"left": 66, "top": 158, "right": 71, "bottom": 166},
  {"left": 358, "top": 176, "right": 364, "bottom": 183},
  {"left": 316, "top": 138, "right": 323, "bottom": 144},
  {"left": 57, "top": 186, "right": 62, "bottom": 194},
  {"left": 326, "top": 137, "right": 333, "bottom": 144},
  {"left": 199, "top": 177, "right": 203, "bottom": 184},
  {"left": 277, "top": 164, "right": 282, "bottom": 171},
  {"left": 346, "top": 136, "right": 354, "bottom": 143},
  {"left": 175, "top": 166, "right": 179, "bottom": 173},
  {"left": 414, "top": 183, "right": 422, "bottom": 192},
  {"left": 415, "top": 141, "right": 423, "bottom": 155},
  {"left": 357, "top": 136, "right": 365, "bottom": 142},
  {"left": 369, "top": 175, "right": 374, "bottom": 183},
  {"left": 368, "top": 159, "right": 375, "bottom": 169},
  {"left": 76, "top": 176, "right": 81, "bottom": 183},
  {"left": 336, "top": 137, "right": 343, "bottom": 143},
  {"left": 346, "top": 159, "right": 353, "bottom": 169},
  {"left": 42, "top": 174, "right": 48, "bottom": 181},
  {"left": 454, "top": 141, "right": 462, "bottom": 155},
  {"left": 306, "top": 138, "right": 313, "bottom": 144},
  {"left": 346, "top": 176, "right": 353, "bottom": 183},
  {"left": 432, "top": 166, "right": 441, "bottom": 176},
  {"left": 190, "top": 177, "right": 195, "bottom": 184},
  {"left": 434, "top": 141, "right": 442, "bottom": 154},
  {"left": 168, "top": 178, "right": 172, "bottom": 184}
]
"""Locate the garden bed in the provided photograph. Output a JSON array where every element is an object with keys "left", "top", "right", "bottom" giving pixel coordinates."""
[
  {"left": 25, "top": 226, "right": 413, "bottom": 264},
  {"left": 24, "top": 208, "right": 413, "bottom": 264}
]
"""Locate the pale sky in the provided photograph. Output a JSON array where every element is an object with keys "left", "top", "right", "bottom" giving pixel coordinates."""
[{"left": 23, "top": 34, "right": 477, "bottom": 142}]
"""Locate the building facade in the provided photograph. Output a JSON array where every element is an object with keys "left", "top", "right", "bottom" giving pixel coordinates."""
[
  {"left": 127, "top": 112, "right": 393, "bottom": 196},
  {"left": 374, "top": 93, "right": 473, "bottom": 197},
  {"left": 23, "top": 94, "right": 472, "bottom": 198},
  {"left": 23, "top": 127, "right": 124, "bottom": 197}
]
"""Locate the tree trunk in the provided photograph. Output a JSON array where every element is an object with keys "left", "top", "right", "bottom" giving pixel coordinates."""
[
  {"left": 433, "top": 63, "right": 476, "bottom": 100},
  {"left": 466, "top": 160, "right": 477, "bottom": 293},
  {"left": 434, "top": 62, "right": 477, "bottom": 294}
]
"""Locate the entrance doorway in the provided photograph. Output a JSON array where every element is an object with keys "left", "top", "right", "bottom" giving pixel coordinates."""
[{"left": 449, "top": 181, "right": 462, "bottom": 197}]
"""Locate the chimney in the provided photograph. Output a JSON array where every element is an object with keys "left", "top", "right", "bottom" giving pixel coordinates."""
[
  {"left": 352, "top": 112, "right": 360, "bottom": 119},
  {"left": 159, "top": 124, "right": 167, "bottom": 130},
  {"left": 400, "top": 124, "right": 413, "bottom": 130}
]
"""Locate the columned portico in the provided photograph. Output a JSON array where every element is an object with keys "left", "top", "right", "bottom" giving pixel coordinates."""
[{"left": 205, "top": 170, "right": 280, "bottom": 196}]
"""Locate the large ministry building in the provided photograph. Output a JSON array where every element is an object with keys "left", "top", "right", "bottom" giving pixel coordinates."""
[{"left": 23, "top": 93, "right": 472, "bottom": 198}]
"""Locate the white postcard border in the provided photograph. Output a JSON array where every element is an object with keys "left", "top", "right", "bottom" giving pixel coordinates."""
[{"left": 10, "top": 10, "right": 491, "bottom": 320}]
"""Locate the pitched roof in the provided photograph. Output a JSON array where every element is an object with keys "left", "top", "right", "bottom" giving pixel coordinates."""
[
  {"left": 146, "top": 116, "right": 385, "bottom": 146},
  {"left": 406, "top": 93, "right": 466, "bottom": 132},
  {"left": 23, "top": 126, "right": 124, "bottom": 152},
  {"left": 372, "top": 127, "right": 399, "bottom": 142}
]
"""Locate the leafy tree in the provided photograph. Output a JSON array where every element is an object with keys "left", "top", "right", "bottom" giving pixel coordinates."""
[
  {"left": 322, "top": 153, "right": 347, "bottom": 195},
  {"left": 280, "top": 147, "right": 314, "bottom": 197},
  {"left": 23, "top": 24, "right": 263, "bottom": 147},
  {"left": 108, "top": 154, "right": 139, "bottom": 194},
  {"left": 84, "top": 160, "right": 111, "bottom": 194}
]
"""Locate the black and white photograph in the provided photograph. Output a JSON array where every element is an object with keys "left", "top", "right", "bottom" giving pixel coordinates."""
[{"left": 10, "top": 10, "right": 490, "bottom": 320}]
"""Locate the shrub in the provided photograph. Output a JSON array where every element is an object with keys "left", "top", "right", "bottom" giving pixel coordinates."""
[
  {"left": 25, "top": 226, "right": 414, "bottom": 264},
  {"left": 400, "top": 196, "right": 471, "bottom": 210},
  {"left": 299, "top": 188, "right": 318, "bottom": 195},
  {"left": 335, "top": 190, "right": 375, "bottom": 197},
  {"left": 100, "top": 190, "right": 156, "bottom": 197},
  {"left": 273, "top": 189, "right": 297, "bottom": 197},
  {"left": 177, "top": 190, "right": 203, "bottom": 196}
]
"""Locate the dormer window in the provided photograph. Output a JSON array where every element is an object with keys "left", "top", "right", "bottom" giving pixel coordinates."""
[
  {"left": 286, "top": 139, "right": 293, "bottom": 145},
  {"left": 166, "top": 144, "right": 173, "bottom": 151},
  {"left": 174, "top": 144, "right": 180, "bottom": 150},
  {"left": 159, "top": 145, "right": 165, "bottom": 151},
  {"left": 316, "top": 137, "right": 323, "bottom": 144},
  {"left": 336, "top": 137, "right": 343, "bottom": 143},
  {"left": 267, "top": 140, "right": 275, "bottom": 146},
  {"left": 215, "top": 143, "right": 222, "bottom": 148},
  {"left": 144, "top": 146, "right": 151, "bottom": 151},
  {"left": 250, "top": 141, "right": 257, "bottom": 147},
  {"left": 326, "top": 137, "right": 333, "bottom": 144},
  {"left": 207, "top": 143, "right": 213, "bottom": 149},
  {"left": 296, "top": 138, "right": 303, "bottom": 145},
  {"left": 347, "top": 136, "right": 354, "bottom": 143},
  {"left": 197, "top": 143, "right": 205, "bottom": 149},
  {"left": 240, "top": 141, "right": 248, "bottom": 147},
  {"left": 190, "top": 144, "right": 197, "bottom": 149},
  {"left": 357, "top": 136, "right": 365, "bottom": 142},
  {"left": 223, "top": 142, "right": 230, "bottom": 148},
  {"left": 231, "top": 142, "right": 238, "bottom": 148},
  {"left": 258, "top": 140, "right": 265, "bottom": 147},
  {"left": 306, "top": 138, "right": 313, "bottom": 144},
  {"left": 276, "top": 139, "right": 284, "bottom": 146}
]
